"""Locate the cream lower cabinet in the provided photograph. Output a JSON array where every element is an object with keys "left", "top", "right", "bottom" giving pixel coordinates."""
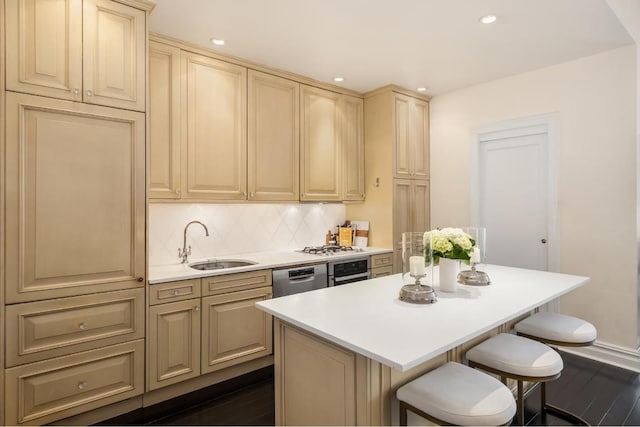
[
  {"left": 370, "top": 253, "right": 393, "bottom": 278},
  {"left": 148, "top": 299, "right": 201, "bottom": 391},
  {"left": 147, "top": 272, "right": 273, "bottom": 391},
  {"left": 5, "top": 340, "right": 144, "bottom": 426},
  {"left": 5, "top": 0, "right": 148, "bottom": 111},
  {"left": 201, "top": 286, "right": 273, "bottom": 374}
]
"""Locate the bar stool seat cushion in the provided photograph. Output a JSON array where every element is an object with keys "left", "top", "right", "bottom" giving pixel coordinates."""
[
  {"left": 515, "top": 312, "right": 597, "bottom": 344},
  {"left": 396, "top": 362, "right": 516, "bottom": 426},
  {"left": 466, "top": 333, "right": 563, "bottom": 378}
]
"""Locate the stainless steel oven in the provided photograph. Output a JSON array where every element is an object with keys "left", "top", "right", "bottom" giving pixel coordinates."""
[{"left": 328, "top": 256, "right": 370, "bottom": 286}]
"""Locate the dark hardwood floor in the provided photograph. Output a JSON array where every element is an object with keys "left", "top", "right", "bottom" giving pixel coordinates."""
[{"left": 100, "top": 352, "right": 640, "bottom": 426}]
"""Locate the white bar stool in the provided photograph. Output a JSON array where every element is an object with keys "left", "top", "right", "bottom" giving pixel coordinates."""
[
  {"left": 465, "top": 333, "right": 564, "bottom": 425},
  {"left": 396, "top": 361, "right": 516, "bottom": 426},
  {"left": 514, "top": 312, "right": 596, "bottom": 424}
]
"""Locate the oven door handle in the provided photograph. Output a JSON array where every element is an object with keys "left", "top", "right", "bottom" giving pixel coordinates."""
[{"left": 332, "top": 272, "right": 370, "bottom": 285}]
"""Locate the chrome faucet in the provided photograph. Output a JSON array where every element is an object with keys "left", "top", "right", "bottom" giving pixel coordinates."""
[{"left": 178, "top": 220, "right": 210, "bottom": 264}]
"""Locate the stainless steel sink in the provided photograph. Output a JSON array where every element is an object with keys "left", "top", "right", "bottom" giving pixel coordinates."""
[{"left": 189, "top": 259, "right": 257, "bottom": 271}]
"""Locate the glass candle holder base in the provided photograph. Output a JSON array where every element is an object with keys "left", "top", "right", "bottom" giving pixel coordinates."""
[
  {"left": 457, "top": 265, "right": 491, "bottom": 286},
  {"left": 399, "top": 284, "right": 437, "bottom": 304}
]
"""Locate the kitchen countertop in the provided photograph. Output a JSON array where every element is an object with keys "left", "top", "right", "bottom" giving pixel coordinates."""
[
  {"left": 255, "top": 264, "right": 589, "bottom": 372},
  {"left": 148, "top": 247, "right": 393, "bottom": 284}
]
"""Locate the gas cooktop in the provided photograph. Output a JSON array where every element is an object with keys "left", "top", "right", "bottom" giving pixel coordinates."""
[{"left": 299, "top": 245, "right": 364, "bottom": 256}]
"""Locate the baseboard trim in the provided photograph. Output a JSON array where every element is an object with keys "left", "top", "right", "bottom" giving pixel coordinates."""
[{"left": 560, "top": 341, "right": 640, "bottom": 373}]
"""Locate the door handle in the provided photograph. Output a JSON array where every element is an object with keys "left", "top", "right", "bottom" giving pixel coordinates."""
[{"left": 541, "top": 239, "right": 547, "bottom": 244}]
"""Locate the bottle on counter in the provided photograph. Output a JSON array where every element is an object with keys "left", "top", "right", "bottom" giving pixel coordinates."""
[{"left": 325, "top": 230, "right": 332, "bottom": 245}]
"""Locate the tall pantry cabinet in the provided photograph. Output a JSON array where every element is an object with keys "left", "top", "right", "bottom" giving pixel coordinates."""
[
  {"left": 346, "top": 86, "right": 431, "bottom": 272},
  {"left": 2, "top": 0, "right": 153, "bottom": 424}
]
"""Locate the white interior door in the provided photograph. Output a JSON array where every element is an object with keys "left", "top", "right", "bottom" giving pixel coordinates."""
[{"left": 478, "top": 124, "right": 549, "bottom": 270}]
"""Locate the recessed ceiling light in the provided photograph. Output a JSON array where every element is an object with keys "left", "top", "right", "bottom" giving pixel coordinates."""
[
  {"left": 479, "top": 14, "right": 497, "bottom": 24},
  {"left": 417, "top": 87, "right": 427, "bottom": 92},
  {"left": 210, "top": 38, "right": 225, "bottom": 46},
  {"left": 333, "top": 76, "right": 344, "bottom": 82}
]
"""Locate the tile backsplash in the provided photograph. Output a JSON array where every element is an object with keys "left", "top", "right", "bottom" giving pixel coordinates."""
[{"left": 149, "top": 203, "right": 346, "bottom": 266}]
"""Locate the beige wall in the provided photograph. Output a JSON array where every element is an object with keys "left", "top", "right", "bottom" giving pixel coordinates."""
[{"left": 430, "top": 45, "right": 637, "bottom": 350}]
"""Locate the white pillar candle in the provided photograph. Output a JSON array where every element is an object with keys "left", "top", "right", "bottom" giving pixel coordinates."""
[
  {"left": 470, "top": 247, "right": 481, "bottom": 263},
  {"left": 409, "top": 256, "right": 426, "bottom": 276}
]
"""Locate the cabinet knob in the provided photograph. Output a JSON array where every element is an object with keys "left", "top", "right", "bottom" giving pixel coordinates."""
[
  {"left": 72, "top": 88, "right": 80, "bottom": 95},
  {"left": 250, "top": 192, "right": 255, "bottom": 197},
  {"left": 242, "top": 191, "right": 247, "bottom": 197},
  {"left": 173, "top": 289, "right": 180, "bottom": 296},
  {"left": 78, "top": 381, "right": 87, "bottom": 390},
  {"left": 79, "top": 322, "right": 88, "bottom": 330},
  {"left": 175, "top": 189, "right": 181, "bottom": 194},
  {"left": 85, "top": 90, "right": 93, "bottom": 97},
  {"left": 194, "top": 305, "right": 200, "bottom": 312},
  {"left": 137, "top": 277, "right": 144, "bottom": 282}
]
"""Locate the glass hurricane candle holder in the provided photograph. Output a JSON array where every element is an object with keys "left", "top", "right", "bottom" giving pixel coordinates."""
[
  {"left": 399, "top": 232, "right": 437, "bottom": 304},
  {"left": 457, "top": 227, "right": 491, "bottom": 286}
]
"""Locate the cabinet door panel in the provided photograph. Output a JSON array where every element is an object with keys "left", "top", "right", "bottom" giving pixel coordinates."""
[
  {"left": 300, "top": 85, "right": 341, "bottom": 201},
  {"left": 202, "top": 287, "right": 272, "bottom": 374},
  {"left": 412, "top": 99, "right": 430, "bottom": 179},
  {"left": 181, "top": 52, "right": 247, "bottom": 200},
  {"left": 149, "top": 41, "right": 181, "bottom": 198},
  {"left": 148, "top": 300, "right": 201, "bottom": 390},
  {"left": 4, "top": 340, "right": 144, "bottom": 426},
  {"left": 248, "top": 70, "right": 299, "bottom": 201},
  {"left": 393, "top": 180, "right": 412, "bottom": 272},
  {"left": 83, "top": 0, "right": 146, "bottom": 111},
  {"left": 412, "top": 180, "right": 430, "bottom": 233},
  {"left": 342, "top": 95, "right": 364, "bottom": 201},
  {"left": 393, "top": 94, "right": 411, "bottom": 178},
  {"left": 5, "top": 93, "right": 145, "bottom": 303},
  {"left": 6, "top": 288, "right": 144, "bottom": 367},
  {"left": 5, "top": 0, "right": 83, "bottom": 101}
]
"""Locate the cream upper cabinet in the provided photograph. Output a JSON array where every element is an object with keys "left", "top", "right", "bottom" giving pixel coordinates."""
[
  {"left": 393, "top": 93, "right": 429, "bottom": 179},
  {"left": 6, "top": 0, "right": 147, "bottom": 111},
  {"left": 300, "top": 85, "right": 342, "bottom": 201},
  {"left": 149, "top": 41, "right": 181, "bottom": 199},
  {"left": 4, "top": 92, "right": 146, "bottom": 303},
  {"left": 248, "top": 70, "right": 300, "bottom": 201},
  {"left": 342, "top": 95, "right": 365, "bottom": 201},
  {"left": 181, "top": 51, "right": 247, "bottom": 200}
]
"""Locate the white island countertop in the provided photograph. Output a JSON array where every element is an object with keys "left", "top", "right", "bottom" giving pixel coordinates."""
[
  {"left": 149, "top": 247, "right": 392, "bottom": 284},
  {"left": 256, "top": 264, "right": 589, "bottom": 372}
]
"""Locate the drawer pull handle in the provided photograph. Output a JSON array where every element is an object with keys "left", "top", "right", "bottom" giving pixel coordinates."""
[
  {"left": 78, "top": 381, "right": 87, "bottom": 390},
  {"left": 173, "top": 290, "right": 180, "bottom": 296},
  {"left": 79, "top": 322, "right": 88, "bottom": 330}
]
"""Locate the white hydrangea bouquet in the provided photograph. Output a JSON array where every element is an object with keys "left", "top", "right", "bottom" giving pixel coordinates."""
[{"left": 423, "top": 228, "right": 475, "bottom": 264}]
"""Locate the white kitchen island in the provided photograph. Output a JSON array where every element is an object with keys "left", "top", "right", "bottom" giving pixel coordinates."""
[{"left": 256, "top": 264, "right": 589, "bottom": 426}]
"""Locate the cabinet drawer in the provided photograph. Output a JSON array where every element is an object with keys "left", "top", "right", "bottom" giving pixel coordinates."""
[
  {"left": 150, "top": 279, "right": 201, "bottom": 305},
  {"left": 202, "top": 269, "right": 272, "bottom": 296},
  {"left": 5, "top": 340, "right": 144, "bottom": 426},
  {"left": 6, "top": 288, "right": 144, "bottom": 367},
  {"left": 371, "top": 266, "right": 393, "bottom": 278},
  {"left": 371, "top": 253, "right": 393, "bottom": 268}
]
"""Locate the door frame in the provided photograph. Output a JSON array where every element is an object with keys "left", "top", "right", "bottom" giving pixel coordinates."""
[{"left": 470, "top": 113, "right": 559, "bottom": 272}]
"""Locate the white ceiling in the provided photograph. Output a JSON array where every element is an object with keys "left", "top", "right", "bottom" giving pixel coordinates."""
[{"left": 148, "top": 0, "right": 633, "bottom": 95}]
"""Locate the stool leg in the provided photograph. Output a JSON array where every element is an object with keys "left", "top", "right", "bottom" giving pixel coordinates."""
[
  {"left": 399, "top": 401, "right": 408, "bottom": 426},
  {"left": 517, "top": 380, "right": 524, "bottom": 426},
  {"left": 541, "top": 381, "right": 546, "bottom": 413}
]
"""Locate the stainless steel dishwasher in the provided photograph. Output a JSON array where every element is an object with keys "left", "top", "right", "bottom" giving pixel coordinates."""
[{"left": 272, "top": 264, "right": 328, "bottom": 297}]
